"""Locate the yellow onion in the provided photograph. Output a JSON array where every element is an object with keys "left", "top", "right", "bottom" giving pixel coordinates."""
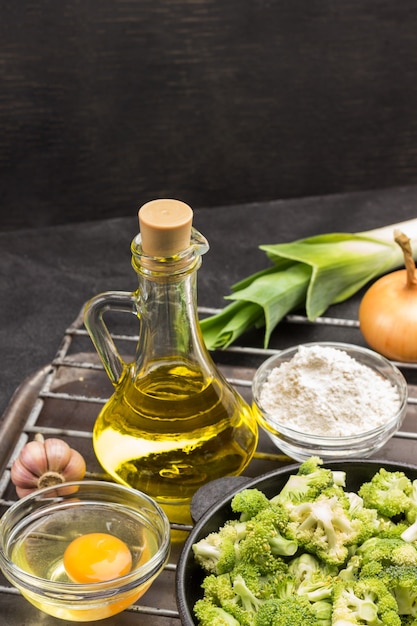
[
  {"left": 11, "top": 434, "right": 87, "bottom": 498},
  {"left": 359, "top": 230, "right": 417, "bottom": 362}
]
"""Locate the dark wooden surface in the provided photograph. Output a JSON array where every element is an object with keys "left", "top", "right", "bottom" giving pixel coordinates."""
[{"left": 2, "top": 1, "right": 417, "bottom": 229}]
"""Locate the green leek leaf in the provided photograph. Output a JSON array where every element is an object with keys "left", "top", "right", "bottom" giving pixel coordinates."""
[
  {"left": 226, "top": 263, "right": 312, "bottom": 347},
  {"left": 261, "top": 233, "right": 401, "bottom": 320},
  {"left": 200, "top": 219, "right": 417, "bottom": 350},
  {"left": 200, "top": 300, "right": 263, "bottom": 350}
]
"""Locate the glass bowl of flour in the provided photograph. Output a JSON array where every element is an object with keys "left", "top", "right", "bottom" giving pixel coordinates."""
[{"left": 252, "top": 342, "right": 408, "bottom": 461}]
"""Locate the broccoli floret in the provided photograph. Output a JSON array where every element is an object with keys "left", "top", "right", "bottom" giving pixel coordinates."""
[
  {"left": 232, "top": 573, "right": 263, "bottom": 615},
  {"left": 347, "top": 490, "right": 366, "bottom": 514},
  {"left": 254, "top": 598, "right": 285, "bottom": 626},
  {"left": 231, "top": 488, "right": 272, "bottom": 521},
  {"left": 310, "top": 599, "right": 332, "bottom": 625},
  {"left": 286, "top": 493, "right": 363, "bottom": 565},
  {"left": 237, "top": 506, "right": 298, "bottom": 573},
  {"left": 287, "top": 553, "right": 335, "bottom": 624},
  {"left": 254, "top": 596, "right": 319, "bottom": 626},
  {"left": 359, "top": 468, "right": 414, "bottom": 519},
  {"left": 288, "top": 552, "right": 334, "bottom": 583},
  {"left": 332, "top": 578, "right": 401, "bottom": 625},
  {"left": 346, "top": 490, "right": 387, "bottom": 544},
  {"left": 339, "top": 554, "right": 362, "bottom": 581},
  {"left": 200, "top": 560, "right": 292, "bottom": 625},
  {"left": 194, "top": 598, "right": 241, "bottom": 626},
  {"left": 199, "top": 570, "right": 260, "bottom": 626},
  {"left": 192, "top": 519, "right": 247, "bottom": 574},
  {"left": 231, "top": 559, "right": 289, "bottom": 601},
  {"left": 356, "top": 537, "right": 417, "bottom": 569},
  {"left": 193, "top": 490, "right": 295, "bottom": 576},
  {"left": 297, "top": 574, "right": 334, "bottom": 603},
  {"left": 201, "top": 572, "right": 237, "bottom": 605},
  {"left": 288, "top": 553, "right": 337, "bottom": 601},
  {"left": 271, "top": 456, "right": 336, "bottom": 506},
  {"left": 376, "top": 517, "right": 411, "bottom": 540},
  {"left": 378, "top": 565, "right": 417, "bottom": 616}
]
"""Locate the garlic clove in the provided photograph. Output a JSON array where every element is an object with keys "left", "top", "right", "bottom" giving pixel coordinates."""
[
  {"left": 44, "top": 438, "right": 72, "bottom": 472},
  {"left": 10, "top": 457, "right": 39, "bottom": 492},
  {"left": 61, "top": 449, "right": 87, "bottom": 482},
  {"left": 18, "top": 440, "right": 49, "bottom": 477},
  {"left": 15, "top": 485, "right": 39, "bottom": 499}
]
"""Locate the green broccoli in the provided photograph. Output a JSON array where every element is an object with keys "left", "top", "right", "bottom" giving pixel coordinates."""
[
  {"left": 231, "top": 488, "right": 272, "bottom": 521},
  {"left": 332, "top": 578, "right": 401, "bottom": 625},
  {"left": 338, "top": 553, "right": 362, "bottom": 581},
  {"left": 192, "top": 519, "right": 247, "bottom": 574},
  {"left": 356, "top": 537, "right": 417, "bottom": 569},
  {"left": 198, "top": 570, "right": 260, "bottom": 626},
  {"left": 346, "top": 489, "right": 388, "bottom": 544},
  {"left": 286, "top": 553, "right": 335, "bottom": 624},
  {"left": 232, "top": 557, "right": 289, "bottom": 599},
  {"left": 271, "top": 456, "right": 337, "bottom": 506},
  {"left": 288, "top": 553, "right": 337, "bottom": 601},
  {"left": 195, "top": 496, "right": 296, "bottom": 578},
  {"left": 286, "top": 492, "right": 363, "bottom": 565},
  {"left": 376, "top": 517, "right": 410, "bottom": 540},
  {"left": 237, "top": 506, "right": 298, "bottom": 573},
  {"left": 377, "top": 565, "right": 417, "bottom": 617},
  {"left": 193, "top": 598, "right": 241, "bottom": 626},
  {"left": 200, "top": 558, "right": 291, "bottom": 625},
  {"left": 191, "top": 458, "right": 417, "bottom": 626},
  {"left": 288, "top": 552, "right": 336, "bottom": 582},
  {"left": 358, "top": 468, "right": 414, "bottom": 518},
  {"left": 200, "top": 572, "right": 238, "bottom": 606},
  {"left": 232, "top": 573, "right": 263, "bottom": 616},
  {"left": 310, "top": 599, "right": 332, "bottom": 625},
  {"left": 254, "top": 596, "right": 319, "bottom": 626}
]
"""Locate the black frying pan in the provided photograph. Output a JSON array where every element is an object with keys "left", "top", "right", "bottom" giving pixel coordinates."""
[{"left": 176, "top": 459, "right": 417, "bottom": 626}]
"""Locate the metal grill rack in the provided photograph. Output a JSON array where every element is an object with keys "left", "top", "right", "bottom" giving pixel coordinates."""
[{"left": 0, "top": 306, "right": 416, "bottom": 625}]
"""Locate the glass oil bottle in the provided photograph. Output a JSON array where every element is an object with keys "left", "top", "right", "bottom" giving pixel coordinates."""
[{"left": 84, "top": 199, "right": 258, "bottom": 525}]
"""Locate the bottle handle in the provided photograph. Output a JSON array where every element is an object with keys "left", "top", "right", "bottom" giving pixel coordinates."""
[{"left": 83, "top": 291, "right": 137, "bottom": 385}]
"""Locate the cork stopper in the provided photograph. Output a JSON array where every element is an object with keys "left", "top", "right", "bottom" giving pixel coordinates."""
[{"left": 138, "top": 199, "right": 193, "bottom": 257}]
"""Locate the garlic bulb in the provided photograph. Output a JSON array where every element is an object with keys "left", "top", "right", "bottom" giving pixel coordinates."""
[{"left": 11, "top": 434, "right": 87, "bottom": 498}]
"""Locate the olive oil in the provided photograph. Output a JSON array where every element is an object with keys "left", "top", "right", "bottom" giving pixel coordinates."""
[
  {"left": 84, "top": 200, "right": 259, "bottom": 526},
  {"left": 93, "top": 361, "right": 258, "bottom": 524}
]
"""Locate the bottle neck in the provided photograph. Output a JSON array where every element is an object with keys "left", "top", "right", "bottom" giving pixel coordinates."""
[{"left": 131, "top": 237, "right": 210, "bottom": 374}]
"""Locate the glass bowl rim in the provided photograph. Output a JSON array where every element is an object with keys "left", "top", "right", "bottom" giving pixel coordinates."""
[
  {"left": 0, "top": 480, "right": 171, "bottom": 594},
  {"left": 252, "top": 341, "right": 408, "bottom": 443}
]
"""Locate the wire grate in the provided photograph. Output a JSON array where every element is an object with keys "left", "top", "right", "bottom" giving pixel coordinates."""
[{"left": 0, "top": 306, "right": 416, "bottom": 624}]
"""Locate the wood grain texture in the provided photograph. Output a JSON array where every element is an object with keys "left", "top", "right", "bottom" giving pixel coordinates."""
[{"left": 1, "top": 0, "right": 417, "bottom": 229}]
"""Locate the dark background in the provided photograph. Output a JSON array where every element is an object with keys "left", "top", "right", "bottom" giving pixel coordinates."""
[{"left": 2, "top": 1, "right": 417, "bottom": 230}]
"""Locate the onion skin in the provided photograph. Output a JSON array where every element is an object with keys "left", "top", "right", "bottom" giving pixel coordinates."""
[
  {"left": 359, "top": 269, "right": 417, "bottom": 362},
  {"left": 10, "top": 435, "right": 87, "bottom": 498}
]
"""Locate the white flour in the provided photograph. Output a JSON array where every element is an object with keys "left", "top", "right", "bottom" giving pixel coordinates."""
[{"left": 259, "top": 345, "right": 401, "bottom": 437}]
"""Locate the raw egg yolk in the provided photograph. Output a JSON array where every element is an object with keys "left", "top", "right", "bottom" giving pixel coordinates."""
[{"left": 63, "top": 532, "right": 132, "bottom": 583}]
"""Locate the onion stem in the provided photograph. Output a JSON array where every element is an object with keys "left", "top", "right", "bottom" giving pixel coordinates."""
[{"left": 394, "top": 229, "right": 417, "bottom": 288}]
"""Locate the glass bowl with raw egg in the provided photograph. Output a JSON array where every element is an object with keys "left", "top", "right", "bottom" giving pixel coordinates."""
[
  {"left": 252, "top": 341, "right": 408, "bottom": 462},
  {"left": 0, "top": 480, "right": 171, "bottom": 621}
]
